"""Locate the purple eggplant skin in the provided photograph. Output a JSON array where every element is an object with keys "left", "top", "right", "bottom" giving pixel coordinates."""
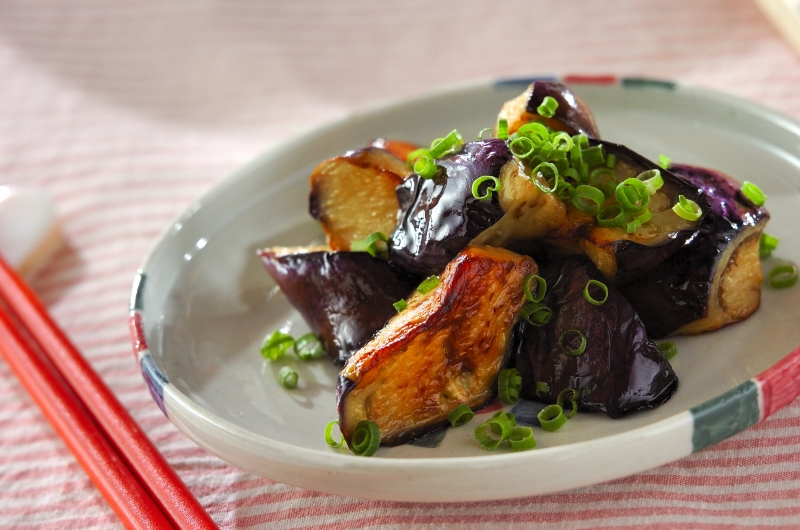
[
  {"left": 587, "top": 140, "right": 708, "bottom": 281},
  {"left": 259, "top": 248, "right": 421, "bottom": 363},
  {"left": 389, "top": 139, "right": 512, "bottom": 276},
  {"left": 513, "top": 257, "right": 678, "bottom": 418},
  {"left": 526, "top": 81, "right": 601, "bottom": 138},
  {"left": 617, "top": 164, "right": 769, "bottom": 338}
]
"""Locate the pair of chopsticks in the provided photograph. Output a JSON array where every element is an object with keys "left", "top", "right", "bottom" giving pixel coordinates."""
[{"left": 0, "top": 254, "right": 218, "bottom": 529}]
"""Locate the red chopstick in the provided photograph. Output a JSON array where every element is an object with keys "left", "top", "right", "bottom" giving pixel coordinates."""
[{"left": 0, "top": 255, "right": 218, "bottom": 530}]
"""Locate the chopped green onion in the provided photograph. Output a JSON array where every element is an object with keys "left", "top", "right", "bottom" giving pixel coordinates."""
[
  {"left": 537, "top": 96, "right": 559, "bottom": 118},
  {"left": 509, "top": 426, "right": 536, "bottom": 451},
  {"left": 413, "top": 154, "right": 438, "bottom": 179},
  {"left": 448, "top": 404, "right": 475, "bottom": 427},
  {"left": 520, "top": 302, "right": 553, "bottom": 327},
  {"left": 530, "top": 162, "right": 560, "bottom": 193},
  {"left": 573, "top": 185, "right": 605, "bottom": 216},
  {"left": 493, "top": 410, "right": 516, "bottom": 426},
  {"left": 498, "top": 368, "right": 523, "bottom": 404},
  {"left": 278, "top": 366, "right": 298, "bottom": 389},
  {"left": 471, "top": 175, "right": 502, "bottom": 201},
  {"left": 477, "top": 127, "right": 494, "bottom": 140},
  {"left": 393, "top": 299, "right": 407, "bottom": 312},
  {"left": 474, "top": 412, "right": 514, "bottom": 450},
  {"left": 550, "top": 132, "right": 573, "bottom": 152},
  {"left": 557, "top": 388, "right": 580, "bottom": 419},
  {"left": 658, "top": 154, "right": 671, "bottom": 169},
  {"left": 406, "top": 147, "right": 430, "bottom": 167},
  {"left": 417, "top": 275, "right": 440, "bottom": 294},
  {"left": 637, "top": 169, "right": 664, "bottom": 194},
  {"left": 517, "top": 122, "right": 550, "bottom": 143},
  {"left": 351, "top": 420, "right": 381, "bottom": 456},
  {"left": 324, "top": 420, "right": 345, "bottom": 448},
  {"left": 615, "top": 178, "right": 650, "bottom": 212},
  {"left": 741, "top": 181, "right": 766, "bottom": 207},
  {"left": 769, "top": 264, "right": 798, "bottom": 289},
  {"left": 429, "top": 130, "right": 464, "bottom": 159},
  {"left": 523, "top": 274, "right": 547, "bottom": 303},
  {"left": 562, "top": 168, "right": 582, "bottom": 186},
  {"left": 497, "top": 118, "right": 509, "bottom": 140},
  {"left": 558, "top": 182, "right": 576, "bottom": 201},
  {"left": 573, "top": 133, "right": 589, "bottom": 149},
  {"left": 626, "top": 209, "right": 652, "bottom": 234},
  {"left": 535, "top": 381, "right": 549, "bottom": 396},
  {"left": 583, "top": 279, "right": 609, "bottom": 305},
  {"left": 509, "top": 136, "right": 536, "bottom": 159},
  {"left": 588, "top": 168, "right": 617, "bottom": 198},
  {"left": 351, "top": 231, "right": 389, "bottom": 257},
  {"left": 597, "top": 205, "right": 626, "bottom": 228},
  {"left": 582, "top": 145, "right": 605, "bottom": 167},
  {"left": 658, "top": 341, "right": 678, "bottom": 360},
  {"left": 672, "top": 195, "right": 702, "bottom": 221},
  {"left": 558, "top": 329, "right": 587, "bottom": 356},
  {"left": 759, "top": 233, "right": 779, "bottom": 259},
  {"left": 606, "top": 153, "right": 617, "bottom": 169},
  {"left": 294, "top": 332, "right": 325, "bottom": 361},
  {"left": 261, "top": 330, "right": 294, "bottom": 361},
  {"left": 537, "top": 404, "right": 566, "bottom": 432}
]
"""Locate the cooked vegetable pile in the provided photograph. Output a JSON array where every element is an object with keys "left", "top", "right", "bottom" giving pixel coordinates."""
[{"left": 259, "top": 81, "right": 796, "bottom": 456}]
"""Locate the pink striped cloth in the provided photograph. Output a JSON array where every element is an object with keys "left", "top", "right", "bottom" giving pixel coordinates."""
[{"left": 2, "top": 0, "right": 800, "bottom": 527}]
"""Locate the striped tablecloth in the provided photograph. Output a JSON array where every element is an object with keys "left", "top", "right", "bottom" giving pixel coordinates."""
[{"left": 2, "top": 0, "right": 800, "bottom": 527}]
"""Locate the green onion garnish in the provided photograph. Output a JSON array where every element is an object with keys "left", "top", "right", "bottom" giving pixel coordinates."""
[
  {"left": 550, "top": 132, "right": 573, "bottom": 152},
  {"left": 477, "top": 127, "right": 494, "bottom": 140},
  {"left": 351, "top": 231, "right": 389, "bottom": 257},
  {"left": 573, "top": 185, "right": 605, "bottom": 216},
  {"left": 429, "top": 129, "right": 464, "bottom": 159},
  {"left": 658, "top": 154, "right": 671, "bottom": 169},
  {"left": 535, "top": 381, "right": 549, "bottom": 396},
  {"left": 520, "top": 302, "right": 553, "bottom": 327},
  {"left": 393, "top": 299, "right": 407, "bottom": 312},
  {"left": 583, "top": 279, "right": 609, "bottom": 305},
  {"left": 537, "top": 404, "right": 566, "bottom": 432},
  {"left": 351, "top": 420, "right": 381, "bottom": 456},
  {"left": 509, "top": 426, "right": 536, "bottom": 451},
  {"left": 498, "top": 368, "right": 523, "bottom": 404},
  {"left": 278, "top": 366, "right": 298, "bottom": 389},
  {"left": 558, "top": 182, "right": 576, "bottom": 201},
  {"left": 497, "top": 118, "right": 509, "bottom": 140},
  {"left": 324, "top": 420, "right": 345, "bottom": 448},
  {"left": 658, "top": 341, "right": 678, "bottom": 360},
  {"left": 536, "top": 96, "right": 559, "bottom": 118},
  {"left": 637, "top": 169, "right": 664, "bottom": 195},
  {"left": 471, "top": 175, "right": 502, "bottom": 201},
  {"left": 759, "top": 233, "right": 779, "bottom": 259},
  {"left": 406, "top": 147, "right": 430, "bottom": 167},
  {"left": 448, "top": 404, "right": 475, "bottom": 427},
  {"left": 517, "top": 122, "right": 550, "bottom": 143},
  {"left": 474, "top": 412, "right": 514, "bottom": 450},
  {"left": 626, "top": 209, "right": 651, "bottom": 234},
  {"left": 615, "top": 178, "right": 650, "bottom": 212},
  {"left": 597, "top": 205, "right": 626, "bottom": 228},
  {"left": 417, "top": 275, "right": 440, "bottom": 294},
  {"left": 413, "top": 154, "right": 438, "bottom": 179},
  {"left": 523, "top": 274, "right": 547, "bottom": 303},
  {"left": 672, "top": 194, "right": 702, "bottom": 221},
  {"left": 530, "top": 162, "right": 560, "bottom": 194},
  {"left": 573, "top": 133, "right": 589, "bottom": 149},
  {"left": 261, "top": 330, "right": 294, "bottom": 361},
  {"left": 588, "top": 168, "right": 617, "bottom": 198},
  {"left": 769, "top": 264, "right": 798, "bottom": 289},
  {"left": 558, "top": 329, "right": 587, "bottom": 356},
  {"left": 557, "top": 388, "right": 580, "bottom": 419},
  {"left": 741, "top": 181, "right": 766, "bottom": 207},
  {"left": 606, "top": 153, "right": 617, "bottom": 169},
  {"left": 582, "top": 145, "right": 605, "bottom": 167},
  {"left": 509, "top": 136, "right": 536, "bottom": 159},
  {"left": 294, "top": 332, "right": 325, "bottom": 361}
]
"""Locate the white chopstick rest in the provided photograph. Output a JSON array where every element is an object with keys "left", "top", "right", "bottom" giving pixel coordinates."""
[{"left": 0, "top": 186, "right": 62, "bottom": 276}]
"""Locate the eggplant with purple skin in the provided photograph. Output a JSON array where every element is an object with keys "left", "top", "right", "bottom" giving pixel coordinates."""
[
  {"left": 618, "top": 164, "right": 769, "bottom": 338},
  {"left": 514, "top": 256, "right": 678, "bottom": 418},
  {"left": 259, "top": 246, "right": 421, "bottom": 363},
  {"left": 498, "top": 81, "right": 600, "bottom": 138},
  {"left": 389, "top": 139, "right": 513, "bottom": 276}
]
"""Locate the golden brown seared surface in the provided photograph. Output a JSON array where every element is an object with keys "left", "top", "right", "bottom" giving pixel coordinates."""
[
  {"left": 497, "top": 86, "right": 576, "bottom": 136},
  {"left": 309, "top": 148, "right": 411, "bottom": 251},
  {"left": 338, "top": 245, "right": 537, "bottom": 446}
]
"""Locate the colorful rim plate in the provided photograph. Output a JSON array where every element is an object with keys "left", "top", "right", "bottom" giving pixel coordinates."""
[{"left": 130, "top": 76, "right": 800, "bottom": 502}]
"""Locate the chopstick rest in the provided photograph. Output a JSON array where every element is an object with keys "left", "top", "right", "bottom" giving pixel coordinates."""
[{"left": 0, "top": 186, "right": 61, "bottom": 278}]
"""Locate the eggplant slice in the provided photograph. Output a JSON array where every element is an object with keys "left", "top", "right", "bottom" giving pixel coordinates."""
[
  {"left": 498, "top": 81, "right": 600, "bottom": 138},
  {"left": 259, "top": 246, "right": 421, "bottom": 363},
  {"left": 618, "top": 164, "right": 769, "bottom": 338},
  {"left": 338, "top": 245, "right": 537, "bottom": 447},
  {"left": 513, "top": 256, "right": 678, "bottom": 418}
]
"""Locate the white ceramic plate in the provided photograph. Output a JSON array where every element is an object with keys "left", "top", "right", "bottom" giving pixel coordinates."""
[{"left": 130, "top": 76, "right": 800, "bottom": 502}]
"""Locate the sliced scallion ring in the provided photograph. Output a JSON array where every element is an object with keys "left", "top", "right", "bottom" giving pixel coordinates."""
[
  {"left": 498, "top": 368, "right": 523, "bottom": 404},
  {"left": 537, "top": 96, "right": 559, "bottom": 118},
  {"left": 658, "top": 341, "right": 678, "bottom": 360},
  {"left": 413, "top": 154, "right": 438, "bottom": 179},
  {"left": 523, "top": 274, "right": 546, "bottom": 303},
  {"left": 417, "top": 275, "right": 440, "bottom": 294},
  {"left": 557, "top": 387, "right": 580, "bottom": 419},
  {"left": 278, "top": 366, "right": 298, "bottom": 389},
  {"left": 597, "top": 205, "right": 625, "bottom": 228},
  {"left": 477, "top": 127, "right": 494, "bottom": 140},
  {"left": 471, "top": 175, "right": 502, "bottom": 201},
  {"left": 535, "top": 381, "right": 549, "bottom": 396},
  {"left": 474, "top": 412, "right": 514, "bottom": 450},
  {"left": 393, "top": 299, "right": 407, "bottom": 312},
  {"left": 626, "top": 209, "right": 652, "bottom": 234},
  {"left": 429, "top": 129, "right": 464, "bottom": 159},
  {"left": 517, "top": 122, "right": 549, "bottom": 144},
  {"left": 531, "top": 162, "right": 560, "bottom": 194},
  {"left": 769, "top": 264, "right": 798, "bottom": 289},
  {"left": 672, "top": 194, "right": 702, "bottom": 221},
  {"left": 406, "top": 147, "right": 430, "bottom": 167},
  {"left": 589, "top": 168, "right": 617, "bottom": 198},
  {"left": 509, "top": 136, "right": 536, "bottom": 159},
  {"left": 572, "top": 185, "right": 605, "bottom": 216},
  {"left": 637, "top": 169, "right": 664, "bottom": 194},
  {"left": 606, "top": 153, "right": 617, "bottom": 169},
  {"left": 448, "top": 404, "right": 475, "bottom": 427},
  {"left": 496, "top": 118, "right": 509, "bottom": 140},
  {"left": 582, "top": 145, "right": 605, "bottom": 167},
  {"left": 351, "top": 420, "right": 381, "bottom": 456},
  {"left": 509, "top": 426, "right": 536, "bottom": 451},
  {"left": 583, "top": 279, "right": 609, "bottom": 305},
  {"left": 741, "top": 181, "right": 766, "bottom": 207},
  {"left": 759, "top": 233, "right": 779, "bottom": 259},
  {"left": 261, "top": 330, "right": 294, "bottom": 361},
  {"left": 537, "top": 404, "right": 566, "bottom": 432},
  {"left": 550, "top": 132, "right": 573, "bottom": 152},
  {"left": 351, "top": 231, "right": 389, "bottom": 257},
  {"left": 658, "top": 154, "right": 671, "bottom": 169},
  {"left": 294, "top": 332, "right": 325, "bottom": 361},
  {"left": 615, "top": 178, "right": 650, "bottom": 212},
  {"left": 520, "top": 302, "right": 553, "bottom": 327},
  {"left": 558, "top": 329, "right": 587, "bottom": 356},
  {"left": 324, "top": 420, "right": 345, "bottom": 448}
]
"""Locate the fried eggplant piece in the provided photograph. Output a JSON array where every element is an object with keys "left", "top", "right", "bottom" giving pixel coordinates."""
[
  {"left": 498, "top": 81, "right": 600, "bottom": 138},
  {"left": 309, "top": 147, "right": 412, "bottom": 251},
  {"left": 259, "top": 246, "right": 421, "bottom": 363},
  {"left": 513, "top": 257, "right": 678, "bottom": 418},
  {"left": 337, "top": 245, "right": 536, "bottom": 446}
]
